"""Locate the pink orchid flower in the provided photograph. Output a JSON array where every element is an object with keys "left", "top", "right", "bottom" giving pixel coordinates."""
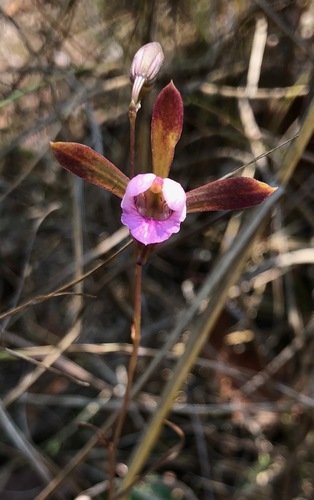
[{"left": 50, "top": 82, "right": 276, "bottom": 260}]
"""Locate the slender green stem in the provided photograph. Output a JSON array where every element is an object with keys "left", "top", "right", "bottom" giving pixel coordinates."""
[{"left": 108, "top": 263, "right": 142, "bottom": 499}]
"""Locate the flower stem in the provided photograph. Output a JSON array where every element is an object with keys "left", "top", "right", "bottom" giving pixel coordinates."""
[
  {"left": 128, "top": 104, "right": 137, "bottom": 179},
  {"left": 108, "top": 262, "right": 142, "bottom": 499}
]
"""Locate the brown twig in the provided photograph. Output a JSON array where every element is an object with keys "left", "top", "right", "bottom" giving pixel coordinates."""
[{"left": 0, "top": 240, "right": 133, "bottom": 322}]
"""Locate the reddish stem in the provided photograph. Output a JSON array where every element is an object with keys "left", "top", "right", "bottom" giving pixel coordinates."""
[
  {"left": 128, "top": 105, "right": 137, "bottom": 179},
  {"left": 108, "top": 263, "right": 142, "bottom": 499}
]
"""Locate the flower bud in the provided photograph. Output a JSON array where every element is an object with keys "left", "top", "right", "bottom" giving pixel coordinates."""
[{"left": 130, "top": 42, "right": 164, "bottom": 105}]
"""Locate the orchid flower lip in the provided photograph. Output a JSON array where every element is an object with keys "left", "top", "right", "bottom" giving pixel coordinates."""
[{"left": 121, "top": 173, "right": 186, "bottom": 246}]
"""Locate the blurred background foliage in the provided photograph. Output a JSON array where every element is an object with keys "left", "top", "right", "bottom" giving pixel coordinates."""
[{"left": 0, "top": 0, "right": 314, "bottom": 499}]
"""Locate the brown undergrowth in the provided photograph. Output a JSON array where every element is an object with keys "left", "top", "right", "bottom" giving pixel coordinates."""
[{"left": 0, "top": 1, "right": 314, "bottom": 499}]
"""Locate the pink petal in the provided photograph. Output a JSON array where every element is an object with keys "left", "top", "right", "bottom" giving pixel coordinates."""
[
  {"left": 123, "top": 173, "right": 156, "bottom": 197},
  {"left": 122, "top": 211, "right": 183, "bottom": 245},
  {"left": 121, "top": 174, "right": 186, "bottom": 245},
  {"left": 162, "top": 178, "right": 186, "bottom": 217}
]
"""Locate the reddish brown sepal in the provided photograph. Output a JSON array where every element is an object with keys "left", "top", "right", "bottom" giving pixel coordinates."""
[
  {"left": 151, "top": 81, "right": 183, "bottom": 178},
  {"left": 186, "top": 177, "right": 277, "bottom": 213},
  {"left": 50, "top": 142, "right": 129, "bottom": 199}
]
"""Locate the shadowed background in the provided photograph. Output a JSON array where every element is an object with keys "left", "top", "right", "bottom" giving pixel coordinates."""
[{"left": 0, "top": 1, "right": 314, "bottom": 499}]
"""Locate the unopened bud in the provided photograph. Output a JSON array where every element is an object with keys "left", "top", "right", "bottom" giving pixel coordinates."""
[{"left": 130, "top": 42, "right": 164, "bottom": 106}]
